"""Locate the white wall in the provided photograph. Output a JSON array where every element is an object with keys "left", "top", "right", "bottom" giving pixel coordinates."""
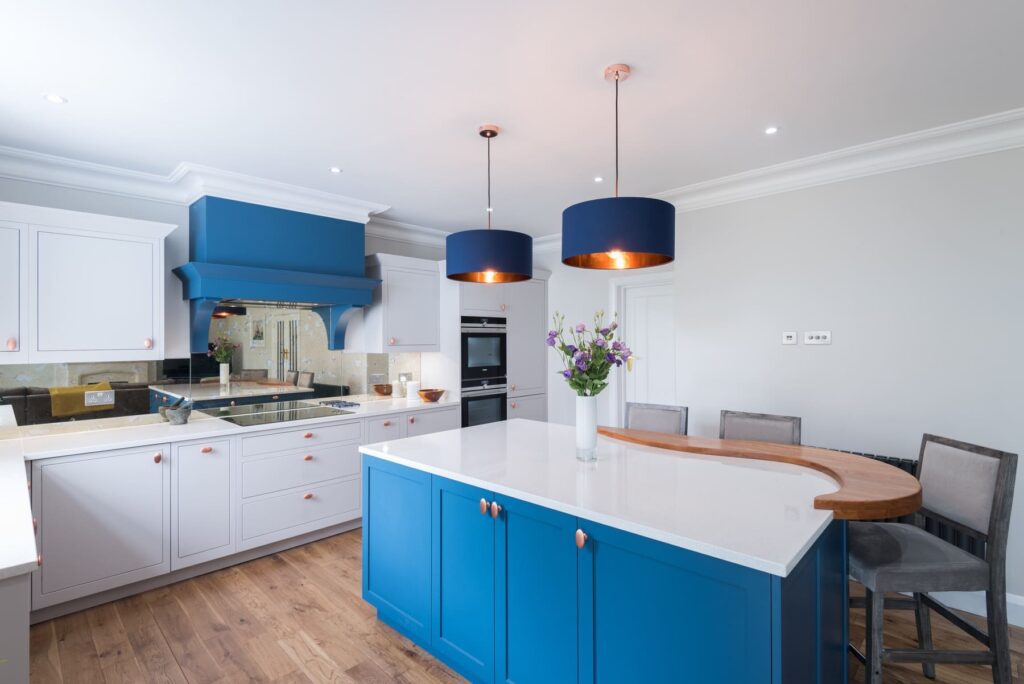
[{"left": 543, "top": 147, "right": 1024, "bottom": 618}]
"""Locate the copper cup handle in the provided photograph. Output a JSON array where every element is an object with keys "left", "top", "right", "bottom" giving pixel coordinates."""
[
  {"left": 303, "top": 432, "right": 314, "bottom": 439},
  {"left": 575, "top": 529, "right": 588, "bottom": 549},
  {"left": 383, "top": 420, "right": 392, "bottom": 427},
  {"left": 303, "top": 454, "right": 314, "bottom": 461},
  {"left": 153, "top": 452, "right": 163, "bottom": 464},
  {"left": 409, "top": 416, "right": 416, "bottom": 424},
  {"left": 303, "top": 493, "right": 314, "bottom": 500},
  {"left": 490, "top": 501, "right": 502, "bottom": 519},
  {"left": 479, "top": 498, "right": 489, "bottom": 516},
  {"left": 200, "top": 446, "right": 213, "bottom": 454}
]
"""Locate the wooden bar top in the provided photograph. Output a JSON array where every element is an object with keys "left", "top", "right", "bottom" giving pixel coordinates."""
[{"left": 597, "top": 427, "right": 922, "bottom": 520}]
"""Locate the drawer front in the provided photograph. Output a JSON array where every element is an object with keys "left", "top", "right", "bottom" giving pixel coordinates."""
[
  {"left": 242, "top": 442, "right": 360, "bottom": 498},
  {"left": 241, "top": 478, "right": 361, "bottom": 542},
  {"left": 406, "top": 407, "right": 460, "bottom": 437},
  {"left": 242, "top": 421, "right": 362, "bottom": 457},
  {"left": 367, "top": 415, "right": 408, "bottom": 443}
]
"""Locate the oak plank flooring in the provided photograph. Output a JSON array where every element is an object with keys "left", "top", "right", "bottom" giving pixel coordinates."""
[{"left": 31, "top": 528, "right": 1022, "bottom": 683}]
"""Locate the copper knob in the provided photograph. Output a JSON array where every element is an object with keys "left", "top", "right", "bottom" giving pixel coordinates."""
[
  {"left": 153, "top": 452, "right": 163, "bottom": 464},
  {"left": 37, "top": 554, "right": 43, "bottom": 567},
  {"left": 511, "top": 402, "right": 518, "bottom": 409},
  {"left": 479, "top": 498, "right": 489, "bottom": 515},
  {"left": 200, "top": 446, "right": 213, "bottom": 454},
  {"left": 409, "top": 416, "right": 416, "bottom": 424},
  {"left": 383, "top": 420, "right": 391, "bottom": 427},
  {"left": 500, "top": 303, "right": 507, "bottom": 311},
  {"left": 490, "top": 501, "right": 502, "bottom": 519},
  {"left": 388, "top": 337, "right": 397, "bottom": 345},
  {"left": 143, "top": 338, "right": 154, "bottom": 349},
  {"left": 5, "top": 337, "right": 16, "bottom": 351},
  {"left": 575, "top": 529, "right": 588, "bottom": 549},
  {"left": 303, "top": 454, "right": 313, "bottom": 461},
  {"left": 303, "top": 432, "right": 314, "bottom": 439},
  {"left": 303, "top": 493, "right": 314, "bottom": 500},
  {"left": 272, "top": 395, "right": 279, "bottom": 400},
  {"left": 230, "top": 400, "right": 236, "bottom": 406},
  {"left": 511, "top": 384, "right": 517, "bottom": 391}
]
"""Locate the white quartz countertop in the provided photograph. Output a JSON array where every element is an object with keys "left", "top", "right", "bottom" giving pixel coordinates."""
[
  {"left": 149, "top": 381, "right": 313, "bottom": 401},
  {"left": 359, "top": 419, "right": 839, "bottom": 577},
  {"left": 0, "top": 436, "right": 37, "bottom": 580}
]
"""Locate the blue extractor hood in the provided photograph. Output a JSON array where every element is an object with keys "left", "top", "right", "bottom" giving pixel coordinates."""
[{"left": 173, "top": 196, "right": 380, "bottom": 352}]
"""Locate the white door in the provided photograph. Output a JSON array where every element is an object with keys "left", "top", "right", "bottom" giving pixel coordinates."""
[
  {"left": 0, "top": 221, "right": 27, "bottom": 363},
  {"left": 269, "top": 312, "right": 300, "bottom": 381},
  {"left": 30, "top": 226, "right": 159, "bottom": 361},
  {"left": 506, "top": 279, "right": 547, "bottom": 397},
  {"left": 460, "top": 282, "right": 505, "bottom": 317},
  {"left": 384, "top": 266, "right": 440, "bottom": 351},
  {"left": 619, "top": 281, "right": 676, "bottom": 425}
]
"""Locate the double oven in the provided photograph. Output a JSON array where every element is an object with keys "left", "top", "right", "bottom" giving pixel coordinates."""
[{"left": 460, "top": 316, "right": 508, "bottom": 427}]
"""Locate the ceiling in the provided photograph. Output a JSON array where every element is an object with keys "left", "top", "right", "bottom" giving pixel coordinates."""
[{"left": 2, "top": 1, "right": 1023, "bottom": 237}]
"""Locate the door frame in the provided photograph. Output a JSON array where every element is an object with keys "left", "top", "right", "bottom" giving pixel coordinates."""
[{"left": 607, "top": 271, "right": 675, "bottom": 428}]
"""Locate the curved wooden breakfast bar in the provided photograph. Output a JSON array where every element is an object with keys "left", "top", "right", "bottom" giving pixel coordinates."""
[{"left": 598, "top": 426, "right": 922, "bottom": 520}]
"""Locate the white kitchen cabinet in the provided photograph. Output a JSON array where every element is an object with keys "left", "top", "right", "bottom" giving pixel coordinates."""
[
  {"left": 367, "top": 414, "right": 408, "bottom": 443},
  {"left": 172, "top": 439, "right": 234, "bottom": 571},
  {"left": 508, "top": 394, "right": 547, "bottom": 422},
  {"left": 347, "top": 254, "right": 440, "bottom": 352},
  {"left": 0, "top": 201, "right": 175, "bottom": 363},
  {"left": 460, "top": 282, "right": 507, "bottom": 317},
  {"left": 31, "top": 444, "right": 171, "bottom": 609},
  {"left": 406, "top": 406, "right": 460, "bottom": 437},
  {"left": 506, "top": 278, "right": 548, "bottom": 397},
  {"left": 0, "top": 220, "right": 28, "bottom": 364}
]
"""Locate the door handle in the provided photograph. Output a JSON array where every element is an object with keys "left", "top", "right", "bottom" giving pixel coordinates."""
[
  {"left": 153, "top": 452, "right": 163, "bottom": 464},
  {"left": 5, "top": 337, "right": 16, "bottom": 351},
  {"left": 575, "top": 529, "right": 588, "bottom": 549},
  {"left": 490, "top": 501, "right": 502, "bottom": 519},
  {"left": 479, "top": 498, "right": 490, "bottom": 516},
  {"left": 200, "top": 446, "right": 213, "bottom": 454}
]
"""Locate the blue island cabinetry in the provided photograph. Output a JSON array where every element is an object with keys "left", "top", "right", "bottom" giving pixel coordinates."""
[{"left": 362, "top": 454, "right": 846, "bottom": 684}]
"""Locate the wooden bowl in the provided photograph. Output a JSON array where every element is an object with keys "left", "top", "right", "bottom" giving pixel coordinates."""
[
  {"left": 418, "top": 388, "right": 446, "bottom": 403},
  {"left": 372, "top": 383, "right": 393, "bottom": 396}
]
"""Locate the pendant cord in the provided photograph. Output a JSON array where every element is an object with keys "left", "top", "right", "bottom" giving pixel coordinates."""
[
  {"left": 487, "top": 135, "right": 492, "bottom": 229},
  {"left": 614, "top": 72, "right": 620, "bottom": 198}
]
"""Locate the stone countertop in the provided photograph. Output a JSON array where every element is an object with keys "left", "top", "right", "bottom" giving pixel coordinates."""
[
  {"left": 359, "top": 419, "right": 839, "bottom": 577},
  {"left": 148, "top": 381, "right": 312, "bottom": 401}
]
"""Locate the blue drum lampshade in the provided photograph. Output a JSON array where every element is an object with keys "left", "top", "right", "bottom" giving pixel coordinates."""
[
  {"left": 446, "top": 228, "right": 534, "bottom": 283},
  {"left": 561, "top": 196, "right": 675, "bottom": 269}
]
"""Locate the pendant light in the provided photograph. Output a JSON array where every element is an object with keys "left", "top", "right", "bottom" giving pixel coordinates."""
[
  {"left": 446, "top": 124, "right": 533, "bottom": 283},
  {"left": 562, "top": 64, "right": 675, "bottom": 269}
]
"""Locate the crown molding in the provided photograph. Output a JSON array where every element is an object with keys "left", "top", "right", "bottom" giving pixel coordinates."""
[
  {"left": 367, "top": 217, "right": 449, "bottom": 247},
  {"left": 0, "top": 145, "right": 389, "bottom": 224},
  {"left": 654, "top": 107, "right": 1024, "bottom": 212}
]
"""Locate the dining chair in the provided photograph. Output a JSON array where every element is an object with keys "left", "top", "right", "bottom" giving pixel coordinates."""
[
  {"left": 719, "top": 410, "right": 801, "bottom": 445},
  {"left": 239, "top": 369, "right": 268, "bottom": 381},
  {"left": 285, "top": 370, "right": 299, "bottom": 385},
  {"left": 624, "top": 402, "right": 688, "bottom": 435},
  {"left": 848, "top": 434, "right": 1017, "bottom": 683},
  {"left": 296, "top": 371, "right": 314, "bottom": 389}
]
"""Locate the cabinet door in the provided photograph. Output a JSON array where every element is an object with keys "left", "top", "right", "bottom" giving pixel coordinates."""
[
  {"left": 366, "top": 415, "right": 408, "bottom": 443},
  {"left": 460, "top": 282, "right": 505, "bottom": 317},
  {"left": 0, "top": 221, "right": 27, "bottom": 364},
  {"left": 577, "top": 519, "right": 771, "bottom": 684},
  {"left": 507, "top": 394, "right": 547, "bottom": 422},
  {"left": 406, "top": 407, "right": 460, "bottom": 437},
  {"left": 31, "top": 226, "right": 161, "bottom": 361},
  {"left": 362, "top": 456, "right": 433, "bottom": 646},
  {"left": 33, "top": 445, "right": 170, "bottom": 609},
  {"left": 172, "top": 439, "right": 233, "bottom": 570},
  {"left": 432, "top": 477, "right": 495, "bottom": 683},
  {"left": 506, "top": 279, "right": 547, "bottom": 397},
  {"left": 494, "top": 496, "right": 577, "bottom": 684},
  {"left": 383, "top": 267, "right": 440, "bottom": 351}
]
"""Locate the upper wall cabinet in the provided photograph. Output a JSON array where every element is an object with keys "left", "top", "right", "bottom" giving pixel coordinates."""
[
  {"left": 505, "top": 279, "right": 548, "bottom": 397},
  {"left": 0, "top": 201, "right": 176, "bottom": 364},
  {"left": 0, "top": 220, "right": 28, "bottom": 364},
  {"left": 346, "top": 254, "right": 440, "bottom": 353},
  {"left": 460, "top": 282, "right": 507, "bottom": 317}
]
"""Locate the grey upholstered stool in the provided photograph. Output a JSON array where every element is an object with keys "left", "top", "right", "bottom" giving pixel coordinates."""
[
  {"left": 848, "top": 434, "right": 1017, "bottom": 683},
  {"left": 719, "top": 410, "right": 801, "bottom": 445},
  {"left": 624, "top": 402, "right": 688, "bottom": 435}
]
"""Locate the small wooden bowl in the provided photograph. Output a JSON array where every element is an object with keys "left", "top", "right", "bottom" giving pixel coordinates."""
[
  {"left": 418, "top": 388, "right": 445, "bottom": 403},
  {"left": 372, "top": 384, "right": 393, "bottom": 396}
]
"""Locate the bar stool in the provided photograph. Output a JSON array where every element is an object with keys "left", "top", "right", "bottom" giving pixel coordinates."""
[
  {"left": 624, "top": 402, "right": 688, "bottom": 435},
  {"left": 848, "top": 433, "right": 1017, "bottom": 683},
  {"left": 719, "top": 410, "right": 801, "bottom": 445}
]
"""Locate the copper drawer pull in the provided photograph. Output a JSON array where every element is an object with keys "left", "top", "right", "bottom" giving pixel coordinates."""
[
  {"left": 511, "top": 384, "right": 517, "bottom": 391},
  {"left": 511, "top": 401, "right": 518, "bottom": 409},
  {"left": 383, "top": 420, "right": 392, "bottom": 427},
  {"left": 479, "top": 498, "right": 489, "bottom": 516},
  {"left": 37, "top": 554, "right": 43, "bottom": 567},
  {"left": 490, "top": 501, "right": 502, "bottom": 519},
  {"left": 388, "top": 337, "right": 397, "bottom": 345},
  {"left": 200, "top": 446, "right": 213, "bottom": 454},
  {"left": 153, "top": 452, "right": 163, "bottom": 464},
  {"left": 575, "top": 529, "right": 588, "bottom": 549},
  {"left": 303, "top": 432, "right": 314, "bottom": 439},
  {"left": 5, "top": 337, "right": 16, "bottom": 351},
  {"left": 272, "top": 395, "right": 280, "bottom": 400},
  {"left": 143, "top": 337, "right": 153, "bottom": 349},
  {"left": 303, "top": 493, "right": 314, "bottom": 500},
  {"left": 303, "top": 454, "right": 314, "bottom": 461},
  {"left": 409, "top": 416, "right": 416, "bottom": 424}
]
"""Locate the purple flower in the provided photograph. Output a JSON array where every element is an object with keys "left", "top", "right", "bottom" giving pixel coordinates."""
[
  {"left": 562, "top": 369, "right": 573, "bottom": 379},
  {"left": 546, "top": 334, "right": 557, "bottom": 347},
  {"left": 575, "top": 323, "right": 586, "bottom": 333},
  {"left": 566, "top": 344, "right": 578, "bottom": 356},
  {"left": 609, "top": 321, "right": 618, "bottom": 331},
  {"left": 612, "top": 340, "right": 623, "bottom": 351},
  {"left": 600, "top": 327, "right": 610, "bottom": 336},
  {"left": 606, "top": 352, "right": 622, "bottom": 367},
  {"left": 595, "top": 337, "right": 607, "bottom": 348},
  {"left": 575, "top": 358, "right": 589, "bottom": 372}
]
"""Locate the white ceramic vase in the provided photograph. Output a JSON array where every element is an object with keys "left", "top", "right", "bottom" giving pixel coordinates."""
[
  {"left": 219, "top": 363, "right": 230, "bottom": 385},
  {"left": 576, "top": 395, "right": 598, "bottom": 461}
]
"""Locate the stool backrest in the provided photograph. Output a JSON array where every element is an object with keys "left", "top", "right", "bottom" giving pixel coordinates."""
[
  {"left": 625, "top": 402, "right": 688, "bottom": 435},
  {"left": 719, "top": 410, "right": 801, "bottom": 445}
]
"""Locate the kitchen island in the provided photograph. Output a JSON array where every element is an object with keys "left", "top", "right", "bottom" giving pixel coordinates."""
[{"left": 359, "top": 419, "right": 921, "bottom": 684}]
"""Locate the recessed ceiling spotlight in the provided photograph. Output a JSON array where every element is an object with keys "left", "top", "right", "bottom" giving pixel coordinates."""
[
  {"left": 594, "top": 176, "right": 604, "bottom": 183},
  {"left": 764, "top": 126, "right": 779, "bottom": 135},
  {"left": 329, "top": 167, "right": 342, "bottom": 174},
  {"left": 43, "top": 93, "right": 68, "bottom": 104}
]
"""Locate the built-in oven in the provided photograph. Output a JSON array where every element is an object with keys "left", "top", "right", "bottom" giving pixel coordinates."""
[
  {"left": 461, "top": 379, "right": 507, "bottom": 427},
  {"left": 460, "top": 316, "right": 507, "bottom": 381}
]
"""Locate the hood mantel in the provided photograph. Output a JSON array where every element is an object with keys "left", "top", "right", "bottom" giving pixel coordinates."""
[{"left": 173, "top": 196, "right": 381, "bottom": 352}]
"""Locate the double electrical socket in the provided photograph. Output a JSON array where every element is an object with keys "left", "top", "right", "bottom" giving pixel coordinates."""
[{"left": 782, "top": 331, "right": 832, "bottom": 345}]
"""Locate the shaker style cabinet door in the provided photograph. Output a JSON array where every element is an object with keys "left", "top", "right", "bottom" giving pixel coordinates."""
[
  {"left": 382, "top": 266, "right": 440, "bottom": 352},
  {"left": 460, "top": 282, "right": 506, "bottom": 317},
  {"left": 32, "top": 445, "right": 171, "bottom": 609},
  {"left": 505, "top": 279, "right": 547, "bottom": 397},
  {"left": 0, "top": 221, "right": 27, "bottom": 364},
  {"left": 172, "top": 439, "right": 234, "bottom": 570},
  {"left": 507, "top": 394, "right": 547, "bottom": 422}
]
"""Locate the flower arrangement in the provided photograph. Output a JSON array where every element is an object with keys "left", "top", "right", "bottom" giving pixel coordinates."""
[
  {"left": 547, "top": 311, "right": 632, "bottom": 397},
  {"left": 208, "top": 337, "right": 239, "bottom": 365}
]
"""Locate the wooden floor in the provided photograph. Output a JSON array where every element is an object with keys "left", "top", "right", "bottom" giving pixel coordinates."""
[{"left": 29, "top": 528, "right": 1024, "bottom": 683}]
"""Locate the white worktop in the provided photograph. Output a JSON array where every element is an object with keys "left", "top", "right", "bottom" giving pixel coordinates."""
[
  {"left": 359, "top": 419, "right": 839, "bottom": 577},
  {"left": 0, "top": 434, "right": 36, "bottom": 581},
  {"left": 149, "top": 381, "right": 313, "bottom": 401}
]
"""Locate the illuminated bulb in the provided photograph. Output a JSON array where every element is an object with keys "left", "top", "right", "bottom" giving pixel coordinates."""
[
  {"left": 329, "top": 167, "right": 342, "bottom": 174},
  {"left": 483, "top": 270, "right": 497, "bottom": 283},
  {"left": 43, "top": 93, "right": 68, "bottom": 104},
  {"left": 594, "top": 176, "right": 604, "bottom": 183},
  {"left": 486, "top": 207, "right": 493, "bottom": 212},
  {"left": 764, "top": 126, "right": 779, "bottom": 135},
  {"left": 606, "top": 250, "right": 627, "bottom": 269}
]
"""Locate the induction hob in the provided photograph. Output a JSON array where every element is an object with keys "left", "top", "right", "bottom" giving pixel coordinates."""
[{"left": 199, "top": 400, "right": 353, "bottom": 426}]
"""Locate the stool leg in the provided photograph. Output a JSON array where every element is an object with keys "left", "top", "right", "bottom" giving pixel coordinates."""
[
  {"left": 865, "top": 589, "right": 884, "bottom": 684},
  {"left": 987, "top": 586, "right": 1011, "bottom": 684},
  {"left": 914, "top": 592, "right": 936, "bottom": 679}
]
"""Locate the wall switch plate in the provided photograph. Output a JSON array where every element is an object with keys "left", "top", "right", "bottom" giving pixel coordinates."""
[
  {"left": 782, "top": 331, "right": 797, "bottom": 345},
  {"left": 804, "top": 330, "right": 832, "bottom": 345},
  {"left": 84, "top": 390, "right": 115, "bottom": 406}
]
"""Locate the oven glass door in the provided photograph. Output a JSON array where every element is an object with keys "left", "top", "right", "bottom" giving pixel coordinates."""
[
  {"left": 461, "top": 332, "right": 507, "bottom": 380},
  {"left": 462, "top": 393, "right": 507, "bottom": 427}
]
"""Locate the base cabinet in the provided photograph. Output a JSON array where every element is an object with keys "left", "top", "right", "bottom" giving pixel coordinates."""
[
  {"left": 172, "top": 439, "right": 233, "bottom": 570},
  {"left": 362, "top": 456, "right": 848, "bottom": 684}
]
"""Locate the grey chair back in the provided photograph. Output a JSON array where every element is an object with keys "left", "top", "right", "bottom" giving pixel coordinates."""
[
  {"left": 285, "top": 370, "right": 299, "bottom": 385},
  {"left": 296, "top": 371, "right": 315, "bottom": 389},
  {"left": 239, "top": 369, "right": 269, "bottom": 381},
  {"left": 719, "top": 410, "right": 801, "bottom": 445},
  {"left": 624, "top": 402, "right": 688, "bottom": 435}
]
